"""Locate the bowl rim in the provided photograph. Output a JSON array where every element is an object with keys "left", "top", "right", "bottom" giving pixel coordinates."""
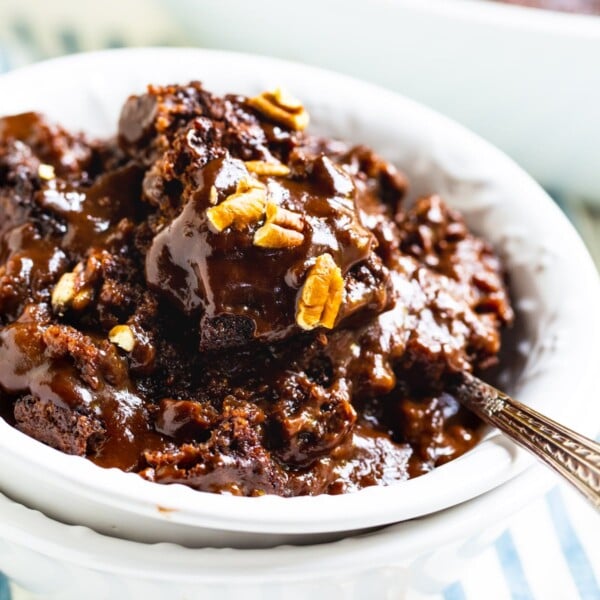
[
  {"left": 0, "top": 464, "right": 556, "bottom": 580},
  {"left": 0, "top": 47, "right": 598, "bottom": 538}
]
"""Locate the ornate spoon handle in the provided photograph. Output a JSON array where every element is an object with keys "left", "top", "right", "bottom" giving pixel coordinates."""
[{"left": 450, "top": 372, "right": 600, "bottom": 510}]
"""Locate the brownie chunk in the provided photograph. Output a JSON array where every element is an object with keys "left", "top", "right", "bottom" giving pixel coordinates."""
[{"left": 14, "top": 395, "right": 105, "bottom": 456}]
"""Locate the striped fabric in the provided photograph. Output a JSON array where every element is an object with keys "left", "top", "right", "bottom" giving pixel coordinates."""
[
  {"left": 443, "top": 484, "right": 600, "bottom": 600},
  {"left": 0, "top": 23, "right": 598, "bottom": 600}
]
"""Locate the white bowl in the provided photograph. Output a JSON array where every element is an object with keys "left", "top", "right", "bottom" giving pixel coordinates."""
[
  {"left": 168, "top": 0, "right": 600, "bottom": 199},
  {"left": 0, "top": 465, "right": 556, "bottom": 599},
  {"left": 0, "top": 48, "right": 598, "bottom": 548}
]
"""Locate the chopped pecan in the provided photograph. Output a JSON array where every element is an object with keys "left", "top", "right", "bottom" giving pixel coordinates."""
[
  {"left": 206, "top": 177, "right": 267, "bottom": 232},
  {"left": 109, "top": 325, "right": 136, "bottom": 352},
  {"left": 270, "top": 88, "right": 303, "bottom": 111},
  {"left": 51, "top": 263, "right": 94, "bottom": 315},
  {"left": 254, "top": 224, "right": 304, "bottom": 249},
  {"left": 248, "top": 88, "right": 309, "bottom": 131},
  {"left": 244, "top": 160, "right": 291, "bottom": 177},
  {"left": 296, "top": 253, "right": 345, "bottom": 330},
  {"left": 253, "top": 202, "right": 305, "bottom": 249},
  {"left": 266, "top": 202, "right": 304, "bottom": 231},
  {"left": 208, "top": 185, "right": 218, "bottom": 206},
  {"left": 51, "top": 272, "right": 76, "bottom": 315},
  {"left": 37, "top": 163, "right": 55, "bottom": 180}
]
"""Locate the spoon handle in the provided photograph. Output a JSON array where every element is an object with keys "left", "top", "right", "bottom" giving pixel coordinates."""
[{"left": 451, "top": 372, "right": 600, "bottom": 510}]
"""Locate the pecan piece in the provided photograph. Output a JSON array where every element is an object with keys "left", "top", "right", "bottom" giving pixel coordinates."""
[
  {"left": 254, "top": 224, "right": 304, "bottom": 249},
  {"left": 296, "top": 253, "right": 344, "bottom": 330},
  {"left": 208, "top": 185, "right": 218, "bottom": 205},
  {"left": 206, "top": 177, "right": 267, "bottom": 232},
  {"left": 51, "top": 264, "right": 94, "bottom": 315},
  {"left": 51, "top": 272, "right": 77, "bottom": 315},
  {"left": 253, "top": 202, "right": 305, "bottom": 249},
  {"left": 248, "top": 88, "right": 309, "bottom": 131},
  {"left": 265, "top": 202, "right": 304, "bottom": 231},
  {"left": 244, "top": 160, "right": 291, "bottom": 177},
  {"left": 38, "top": 163, "right": 55, "bottom": 180},
  {"left": 109, "top": 325, "right": 136, "bottom": 352}
]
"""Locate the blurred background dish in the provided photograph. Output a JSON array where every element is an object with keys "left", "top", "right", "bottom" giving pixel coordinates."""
[
  {"left": 491, "top": 0, "right": 600, "bottom": 14},
  {"left": 165, "top": 0, "right": 600, "bottom": 201}
]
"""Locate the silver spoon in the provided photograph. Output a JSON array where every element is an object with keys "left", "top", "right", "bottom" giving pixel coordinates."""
[{"left": 450, "top": 372, "right": 600, "bottom": 510}]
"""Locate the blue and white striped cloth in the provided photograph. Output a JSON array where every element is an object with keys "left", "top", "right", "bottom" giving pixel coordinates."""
[
  {"left": 0, "top": 13, "right": 598, "bottom": 600},
  {"left": 443, "top": 483, "right": 599, "bottom": 600}
]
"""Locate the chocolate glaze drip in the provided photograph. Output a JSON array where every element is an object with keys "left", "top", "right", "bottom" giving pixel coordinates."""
[{"left": 146, "top": 152, "right": 385, "bottom": 347}]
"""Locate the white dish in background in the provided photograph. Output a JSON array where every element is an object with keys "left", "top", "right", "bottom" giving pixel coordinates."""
[
  {"left": 0, "top": 48, "right": 598, "bottom": 549},
  {"left": 168, "top": 0, "right": 600, "bottom": 200}
]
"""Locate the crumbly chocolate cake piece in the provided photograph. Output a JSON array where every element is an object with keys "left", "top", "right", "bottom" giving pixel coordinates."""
[
  {"left": 0, "top": 83, "right": 513, "bottom": 496},
  {"left": 14, "top": 395, "right": 105, "bottom": 456}
]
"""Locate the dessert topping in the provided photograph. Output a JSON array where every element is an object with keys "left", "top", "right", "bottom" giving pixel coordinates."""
[
  {"left": 253, "top": 202, "right": 305, "bottom": 249},
  {"left": 248, "top": 87, "right": 309, "bottom": 131},
  {"left": 206, "top": 176, "right": 267, "bottom": 232},
  {"left": 244, "top": 160, "right": 291, "bottom": 177},
  {"left": 297, "top": 253, "right": 345, "bottom": 330},
  {"left": 109, "top": 325, "right": 136, "bottom": 353}
]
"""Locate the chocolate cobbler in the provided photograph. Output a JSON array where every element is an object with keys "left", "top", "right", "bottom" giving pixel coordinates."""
[{"left": 0, "top": 83, "right": 513, "bottom": 496}]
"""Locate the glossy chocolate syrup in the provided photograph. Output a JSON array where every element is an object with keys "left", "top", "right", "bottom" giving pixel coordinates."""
[
  {"left": 0, "top": 87, "right": 512, "bottom": 496},
  {"left": 146, "top": 153, "right": 381, "bottom": 345}
]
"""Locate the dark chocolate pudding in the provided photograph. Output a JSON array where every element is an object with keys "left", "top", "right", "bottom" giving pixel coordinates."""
[{"left": 0, "top": 83, "right": 513, "bottom": 496}]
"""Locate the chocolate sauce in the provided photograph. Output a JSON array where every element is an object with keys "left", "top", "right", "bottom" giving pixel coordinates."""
[{"left": 0, "top": 85, "right": 512, "bottom": 496}]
